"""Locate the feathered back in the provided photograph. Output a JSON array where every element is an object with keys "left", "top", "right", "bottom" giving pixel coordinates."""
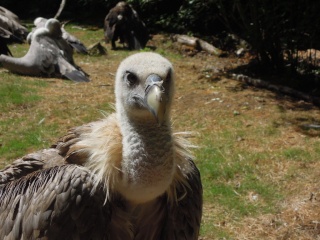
[{"left": 0, "top": 165, "right": 113, "bottom": 239}]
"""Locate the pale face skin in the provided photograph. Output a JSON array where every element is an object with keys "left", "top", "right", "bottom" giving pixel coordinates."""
[{"left": 114, "top": 52, "right": 176, "bottom": 203}]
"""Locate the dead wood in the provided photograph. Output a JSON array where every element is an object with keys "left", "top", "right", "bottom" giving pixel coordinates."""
[
  {"left": 231, "top": 73, "right": 320, "bottom": 107},
  {"left": 172, "top": 34, "right": 224, "bottom": 56}
]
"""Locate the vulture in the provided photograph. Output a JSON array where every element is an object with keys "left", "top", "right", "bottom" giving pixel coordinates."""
[
  {"left": 0, "top": 18, "right": 90, "bottom": 82},
  {"left": 0, "top": 6, "right": 28, "bottom": 56},
  {"left": 104, "top": 1, "right": 150, "bottom": 50},
  {"left": 27, "top": 17, "right": 89, "bottom": 55},
  {"left": 0, "top": 52, "right": 203, "bottom": 239},
  {"left": 0, "top": 6, "right": 28, "bottom": 42}
]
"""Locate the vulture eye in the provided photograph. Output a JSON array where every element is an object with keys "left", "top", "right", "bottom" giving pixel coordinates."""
[{"left": 124, "top": 72, "right": 138, "bottom": 86}]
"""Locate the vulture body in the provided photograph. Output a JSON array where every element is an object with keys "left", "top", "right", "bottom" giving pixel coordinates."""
[
  {"left": 0, "top": 6, "right": 28, "bottom": 42},
  {"left": 0, "top": 52, "right": 202, "bottom": 239},
  {"left": 28, "top": 17, "right": 88, "bottom": 55},
  {"left": 0, "top": 18, "right": 90, "bottom": 82},
  {"left": 0, "top": 6, "right": 28, "bottom": 56},
  {"left": 0, "top": 165, "right": 110, "bottom": 239},
  {"left": 104, "top": 1, "right": 150, "bottom": 50}
]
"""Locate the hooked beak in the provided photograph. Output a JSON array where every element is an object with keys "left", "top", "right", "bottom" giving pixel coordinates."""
[{"left": 144, "top": 74, "right": 167, "bottom": 125}]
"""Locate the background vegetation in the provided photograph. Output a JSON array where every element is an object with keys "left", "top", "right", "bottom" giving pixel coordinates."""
[{"left": 2, "top": 0, "right": 320, "bottom": 89}]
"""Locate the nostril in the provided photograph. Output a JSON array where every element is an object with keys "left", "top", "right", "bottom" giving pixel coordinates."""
[{"left": 145, "top": 74, "right": 162, "bottom": 85}]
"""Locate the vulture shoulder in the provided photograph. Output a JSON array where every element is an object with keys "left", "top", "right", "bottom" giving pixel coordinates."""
[
  {"left": 0, "top": 149, "right": 63, "bottom": 186},
  {"left": 0, "top": 164, "right": 132, "bottom": 239}
]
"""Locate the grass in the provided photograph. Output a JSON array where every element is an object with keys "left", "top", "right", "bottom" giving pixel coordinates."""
[
  {"left": 0, "top": 75, "right": 42, "bottom": 108},
  {"left": 0, "top": 74, "right": 54, "bottom": 165},
  {"left": 0, "top": 120, "right": 59, "bottom": 165},
  {"left": 1, "top": 22, "right": 320, "bottom": 239},
  {"left": 197, "top": 134, "right": 282, "bottom": 216}
]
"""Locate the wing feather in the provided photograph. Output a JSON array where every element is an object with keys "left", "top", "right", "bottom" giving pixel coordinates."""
[{"left": 0, "top": 165, "right": 112, "bottom": 239}]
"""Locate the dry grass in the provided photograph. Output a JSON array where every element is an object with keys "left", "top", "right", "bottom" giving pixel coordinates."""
[{"left": 0, "top": 30, "right": 320, "bottom": 239}]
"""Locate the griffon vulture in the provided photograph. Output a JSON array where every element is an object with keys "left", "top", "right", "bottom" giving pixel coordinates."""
[
  {"left": 0, "top": 52, "right": 203, "bottom": 239},
  {"left": 104, "top": 1, "right": 150, "bottom": 50},
  {"left": 0, "top": 6, "right": 28, "bottom": 42},
  {"left": 0, "top": 18, "right": 90, "bottom": 82},
  {"left": 27, "top": 17, "right": 88, "bottom": 55},
  {"left": 0, "top": 6, "right": 28, "bottom": 56}
]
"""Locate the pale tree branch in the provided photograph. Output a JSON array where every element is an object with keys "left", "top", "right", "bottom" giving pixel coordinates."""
[{"left": 54, "top": 0, "right": 67, "bottom": 19}]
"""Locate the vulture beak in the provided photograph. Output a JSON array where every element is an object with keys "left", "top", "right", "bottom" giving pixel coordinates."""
[{"left": 144, "top": 74, "right": 167, "bottom": 125}]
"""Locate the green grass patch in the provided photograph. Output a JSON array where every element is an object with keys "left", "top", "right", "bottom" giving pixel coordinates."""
[
  {"left": 196, "top": 132, "right": 283, "bottom": 237},
  {"left": 196, "top": 133, "right": 280, "bottom": 217},
  {"left": 0, "top": 74, "right": 46, "bottom": 112},
  {"left": 0, "top": 74, "right": 49, "bottom": 164},
  {"left": 282, "top": 147, "right": 313, "bottom": 162},
  {"left": 200, "top": 220, "right": 232, "bottom": 239},
  {"left": 0, "top": 120, "right": 59, "bottom": 164}
]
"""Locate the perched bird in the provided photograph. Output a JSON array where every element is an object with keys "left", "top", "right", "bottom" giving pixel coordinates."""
[
  {"left": 28, "top": 17, "right": 88, "bottom": 55},
  {"left": 0, "top": 18, "right": 90, "bottom": 82},
  {"left": 0, "top": 6, "right": 28, "bottom": 42},
  {"left": 0, "top": 52, "right": 203, "bottom": 239},
  {"left": 104, "top": 1, "right": 150, "bottom": 50}
]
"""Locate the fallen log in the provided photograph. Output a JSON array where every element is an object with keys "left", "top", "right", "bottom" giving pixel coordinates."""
[
  {"left": 230, "top": 73, "right": 320, "bottom": 107},
  {"left": 172, "top": 34, "right": 224, "bottom": 56}
]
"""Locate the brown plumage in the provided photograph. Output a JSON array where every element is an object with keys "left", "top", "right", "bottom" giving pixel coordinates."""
[
  {"left": 0, "top": 6, "right": 28, "bottom": 42},
  {"left": 0, "top": 52, "right": 202, "bottom": 239},
  {"left": 104, "top": 1, "right": 150, "bottom": 50},
  {"left": 0, "top": 6, "right": 28, "bottom": 56}
]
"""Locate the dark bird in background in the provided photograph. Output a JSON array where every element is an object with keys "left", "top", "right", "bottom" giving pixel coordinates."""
[
  {"left": 104, "top": 1, "right": 150, "bottom": 50},
  {"left": 0, "top": 18, "right": 90, "bottom": 82},
  {"left": 28, "top": 17, "right": 89, "bottom": 55},
  {"left": 0, "top": 52, "right": 203, "bottom": 239},
  {"left": 0, "top": 6, "right": 29, "bottom": 55}
]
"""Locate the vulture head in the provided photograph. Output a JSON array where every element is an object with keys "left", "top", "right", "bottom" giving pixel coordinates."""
[
  {"left": 31, "top": 18, "right": 62, "bottom": 42},
  {"left": 109, "top": 52, "right": 176, "bottom": 203},
  {"left": 115, "top": 52, "right": 174, "bottom": 126},
  {"left": 44, "top": 18, "right": 62, "bottom": 38},
  {"left": 34, "top": 17, "right": 46, "bottom": 27}
]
